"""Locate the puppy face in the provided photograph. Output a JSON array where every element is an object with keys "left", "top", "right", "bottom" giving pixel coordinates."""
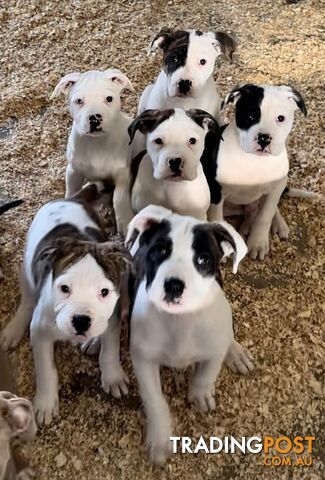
[
  {"left": 128, "top": 108, "right": 218, "bottom": 181},
  {"left": 149, "top": 30, "right": 235, "bottom": 98},
  {"left": 33, "top": 239, "right": 131, "bottom": 341},
  {"left": 51, "top": 69, "right": 134, "bottom": 136},
  {"left": 223, "top": 84, "right": 307, "bottom": 155},
  {"left": 126, "top": 205, "right": 246, "bottom": 315}
]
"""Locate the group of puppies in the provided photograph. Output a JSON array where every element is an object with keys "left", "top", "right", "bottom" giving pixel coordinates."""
[{"left": 0, "top": 28, "right": 307, "bottom": 471}]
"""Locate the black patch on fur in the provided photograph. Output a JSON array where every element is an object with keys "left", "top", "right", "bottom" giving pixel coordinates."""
[
  {"left": 157, "top": 30, "right": 190, "bottom": 75},
  {"left": 129, "top": 150, "right": 147, "bottom": 195},
  {"left": 128, "top": 109, "right": 175, "bottom": 144},
  {"left": 290, "top": 86, "right": 307, "bottom": 116},
  {"left": 192, "top": 223, "right": 237, "bottom": 286},
  {"left": 229, "top": 84, "right": 264, "bottom": 130},
  {"left": 196, "top": 30, "right": 203, "bottom": 36},
  {"left": 0, "top": 199, "right": 23, "bottom": 215}
]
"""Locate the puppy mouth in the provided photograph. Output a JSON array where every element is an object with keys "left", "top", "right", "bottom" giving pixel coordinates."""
[
  {"left": 256, "top": 147, "right": 272, "bottom": 155},
  {"left": 86, "top": 128, "right": 105, "bottom": 137}
]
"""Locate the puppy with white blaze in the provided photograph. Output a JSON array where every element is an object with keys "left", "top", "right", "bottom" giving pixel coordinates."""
[
  {"left": 51, "top": 68, "right": 138, "bottom": 234},
  {"left": 205, "top": 84, "right": 307, "bottom": 259},
  {"left": 126, "top": 205, "right": 255, "bottom": 465},
  {"left": 0, "top": 185, "right": 131, "bottom": 425},
  {"left": 128, "top": 108, "right": 219, "bottom": 220},
  {"left": 139, "top": 29, "right": 236, "bottom": 117}
]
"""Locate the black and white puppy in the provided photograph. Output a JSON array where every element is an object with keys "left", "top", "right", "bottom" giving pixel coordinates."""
[
  {"left": 206, "top": 84, "right": 307, "bottom": 259},
  {"left": 0, "top": 185, "right": 131, "bottom": 425},
  {"left": 128, "top": 108, "right": 219, "bottom": 220},
  {"left": 126, "top": 205, "right": 254, "bottom": 466},
  {"left": 139, "top": 29, "right": 236, "bottom": 117}
]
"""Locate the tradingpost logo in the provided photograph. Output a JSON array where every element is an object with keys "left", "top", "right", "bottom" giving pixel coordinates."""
[{"left": 170, "top": 435, "right": 315, "bottom": 466}]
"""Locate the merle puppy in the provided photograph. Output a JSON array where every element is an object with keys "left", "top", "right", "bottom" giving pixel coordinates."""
[
  {"left": 204, "top": 84, "right": 307, "bottom": 259},
  {"left": 126, "top": 205, "right": 254, "bottom": 465},
  {"left": 139, "top": 29, "right": 236, "bottom": 117}
]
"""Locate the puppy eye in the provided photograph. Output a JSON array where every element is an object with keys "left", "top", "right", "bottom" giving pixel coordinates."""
[
  {"left": 106, "top": 96, "right": 113, "bottom": 103},
  {"left": 277, "top": 115, "right": 285, "bottom": 123},
  {"left": 197, "top": 254, "right": 211, "bottom": 266},
  {"left": 150, "top": 244, "right": 168, "bottom": 259},
  {"left": 200, "top": 59, "right": 207, "bottom": 65},
  {"left": 154, "top": 138, "right": 163, "bottom": 145},
  {"left": 101, "top": 288, "right": 109, "bottom": 297},
  {"left": 189, "top": 137, "right": 196, "bottom": 145},
  {"left": 170, "top": 55, "right": 178, "bottom": 63},
  {"left": 61, "top": 285, "right": 70, "bottom": 294},
  {"left": 248, "top": 114, "right": 254, "bottom": 122},
  {"left": 75, "top": 98, "right": 83, "bottom": 105}
]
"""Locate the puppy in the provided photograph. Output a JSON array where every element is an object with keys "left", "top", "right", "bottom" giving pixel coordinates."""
[
  {"left": 126, "top": 205, "right": 254, "bottom": 465},
  {"left": 206, "top": 84, "right": 307, "bottom": 259},
  {"left": 128, "top": 108, "right": 219, "bottom": 219},
  {"left": 0, "top": 199, "right": 23, "bottom": 281},
  {"left": 139, "top": 29, "right": 236, "bottom": 117},
  {"left": 51, "top": 68, "right": 137, "bottom": 234},
  {"left": 0, "top": 185, "right": 131, "bottom": 425},
  {"left": 0, "top": 347, "right": 36, "bottom": 480}
]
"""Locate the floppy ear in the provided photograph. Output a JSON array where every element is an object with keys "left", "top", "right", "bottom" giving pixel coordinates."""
[
  {"left": 125, "top": 205, "right": 172, "bottom": 255},
  {"left": 147, "top": 29, "right": 173, "bottom": 55},
  {"left": 207, "top": 31, "right": 236, "bottom": 62},
  {"left": 288, "top": 86, "right": 307, "bottom": 116},
  {"left": 128, "top": 109, "right": 173, "bottom": 144},
  {"left": 211, "top": 221, "right": 247, "bottom": 273},
  {"left": 0, "top": 396, "right": 36, "bottom": 440},
  {"left": 221, "top": 87, "right": 242, "bottom": 110},
  {"left": 105, "top": 68, "right": 135, "bottom": 93},
  {"left": 51, "top": 72, "right": 81, "bottom": 99},
  {"left": 186, "top": 109, "right": 220, "bottom": 134},
  {"left": 95, "top": 242, "right": 133, "bottom": 278}
]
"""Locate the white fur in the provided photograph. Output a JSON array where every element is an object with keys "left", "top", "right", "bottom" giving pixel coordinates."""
[{"left": 128, "top": 206, "right": 253, "bottom": 465}]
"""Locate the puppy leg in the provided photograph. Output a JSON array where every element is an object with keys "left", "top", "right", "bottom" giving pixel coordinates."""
[
  {"left": 225, "top": 340, "right": 255, "bottom": 375},
  {"left": 132, "top": 354, "right": 172, "bottom": 466},
  {"left": 1, "top": 268, "right": 35, "bottom": 350},
  {"left": 247, "top": 177, "right": 287, "bottom": 259},
  {"left": 207, "top": 199, "right": 224, "bottom": 223},
  {"left": 188, "top": 356, "right": 224, "bottom": 412},
  {"left": 271, "top": 208, "right": 289, "bottom": 239},
  {"left": 112, "top": 168, "right": 134, "bottom": 235},
  {"left": 99, "top": 313, "right": 129, "bottom": 398},
  {"left": 65, "top": 164, "right": 84, "bottom": 198},
  {"left": 30, "top": 305, "right": 59, "bottom": 425}
]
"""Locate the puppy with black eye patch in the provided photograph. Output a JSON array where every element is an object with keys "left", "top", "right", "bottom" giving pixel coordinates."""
[
  {"left": 126, "top": 205, "right": 255, "bottom": 466},
  {"left": 51, "top": 68, "right": 140, "bottom": 234},
  {"left": 205, "top": 84, "right": 307, "bottom": 259},
  {"left": 139, "top": 29, "right": 236, "bottom": 118},
  {"left": 128, "top": 107, "right": 220, "bottom": 220},
  {"left": 0, "top": 184, "right": 131, "bottom": 425}
]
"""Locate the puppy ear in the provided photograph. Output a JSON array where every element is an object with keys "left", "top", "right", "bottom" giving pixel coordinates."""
[
  {"left": 1, "top": 396, "right": 36, "bottom": 440},
  {"left": 128, "top": 109, "right": 173, "bottom": 144},
  {"left": 125, "top": 205, "right": 172, "bottom": 255},
  {"left": 207, "top": 31, "right": 236, "bottom": 62},
  {"left": 51, "top": 72, "right": 81, "bottom": 99},
  {"left": 288, "top": 86, "right": 307, "bottom": 116},
  {"left": 186, "top": 109, "right": 220, "bottom": 134},
  {"left": 147, "top": 29, "right": 173, "bottom": 55},
  {"left": 212, "top": 221, "right": 247, "bottom": 273},
  {"left": 93, "top": 242, "right": 133, "bottom": 289},
  {"left": 221, "top": 88, "right": 242, "bottom": 110},
  {"left": 105, "top": 69, "right": 135, "bottom": 93}
]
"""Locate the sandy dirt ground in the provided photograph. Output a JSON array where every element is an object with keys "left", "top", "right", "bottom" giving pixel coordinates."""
[{"left": 0, "top": 0, "right": 324, "bottom": 478}]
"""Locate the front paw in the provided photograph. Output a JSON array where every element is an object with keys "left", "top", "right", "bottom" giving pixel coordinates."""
[
  {"left": 34, "top": 392, "right": 59, "bottom": 425},
  {"left": 188, "top": 384, "right": 216, "bottom": 412},
  {"left": 247, "top": 230, "right": 270, "bottom": 260},
  {"left": 225, "top": 341, "right": 255, "bottom": 375},
  {"left": 101, "top": 364, "right": 129, "bottom": 398},
  {"left": 147, "top": 432, "right": 172, "bottom": 466},
  {"left": 271, "top": 216, "right": 289, "bottom": 239}
]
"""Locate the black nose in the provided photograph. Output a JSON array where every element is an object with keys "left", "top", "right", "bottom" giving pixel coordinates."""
[
  {"left": 169, "top": 157, "right": 182, "bottom": 174},
  {"left": 72, "top": 315, "right": 91, "bottom": 335},
  {"left": 257, "top": 133, "right": 271, "bottom": 148},
  {"left": 89, "top": 114, "right": 102, "bottom": 132},
  {"left": 178, "top": 79, "right": 192, "bottom": 95},
  {"left": 164, "top": 277, "right": 185, "bottom": 302}
]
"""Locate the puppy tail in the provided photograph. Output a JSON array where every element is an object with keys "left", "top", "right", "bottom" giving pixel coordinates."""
[
  {"left": 0, "top": 199, "right": 23, "bottom": 215},
  {"left": 283, "top": 187, "right": 324, "bottom": 201}
]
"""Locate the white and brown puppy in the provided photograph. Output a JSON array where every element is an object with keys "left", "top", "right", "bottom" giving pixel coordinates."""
[
  {"left": 206, "top": 84, "right": 307, "bottom": 259},
  {"left": 128, "top": 108, "right": 219, "bottom": 220},
  {"left": 0, "top": 185, "right": 131, "bottom": 425},
  {"left": 126, "top": 205, "right": 254, "bottom": 465},
  {"left": 51, "top": 69, "right": 137, "bottom": 234},
  {"left": 139, "top": 29, "right": 236, "bottom": 117}
]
